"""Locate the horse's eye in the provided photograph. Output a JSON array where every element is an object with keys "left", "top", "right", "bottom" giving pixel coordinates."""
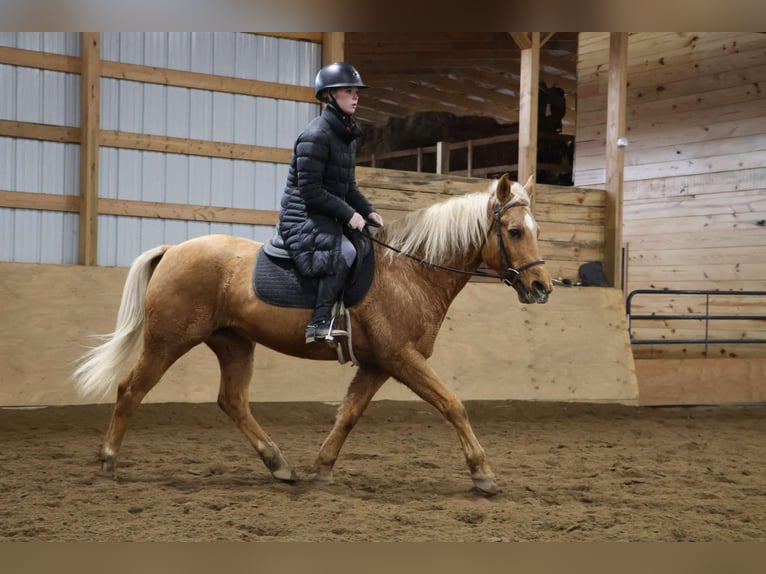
[{"left": 507, "top": 228, "right": 522, "bottom": 239}]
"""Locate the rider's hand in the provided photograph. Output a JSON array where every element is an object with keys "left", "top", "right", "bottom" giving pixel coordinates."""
[
  {"left": 368, "top": 212, "right": 384, "bottom": 227},
  {"left": 348, "top": 212, "right": 366, "bottom": 231}
]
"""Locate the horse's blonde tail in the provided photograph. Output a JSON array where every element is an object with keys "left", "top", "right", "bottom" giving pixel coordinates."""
[{"left": 72, "top": 245, "right": 170, "bottom": 400}]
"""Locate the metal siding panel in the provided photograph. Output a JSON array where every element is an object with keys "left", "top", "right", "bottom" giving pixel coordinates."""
[
  {"left": 251, "top": 225, "right": 273, "bottom": 243},
  {"left": 16, "top": 67, "right": 42, "bottom": 123},
  {"left": 255, "top": 36, "right": 279, "bottom": 82},
  {"left": 62, "top": 212, "right": 79, "bottom": 263},
  {"left": 211, "top": 158, "right": 234, "bottom": 207},
  {"left": 235, "top": 33, "right": 258, "bottom": 80},
  {"left": 187, "top": 221, "right": 211, "bottom": 240},
  {"left": 141, "top": 151, "right": 166, "bottom": 201},
  {"left": 65, "top": 72, "right": 80, "bottom": 126},
  {"left": 143, "top": 83, "right": 167, "bottom": 136},
  {"left": 213, "top": 33, "right": 236, "bottom": 76},
  {"left": 0, "top": 65, "right": 16, "bottom": 120},
  {"left": 39, "top": 210, "right": 64, "bottom": 263},
  {"left": 100, "top": 78, "right": 119, "bottom": 131},
  {"left": 42, "top": 32, "right": 78, "bottom": 56},
  {"left": 100, "top": 32, "right": 120, "bottom": 61},
  {"left": 188, "top": 156, "right": 211, "bottom": 205},
  {"left": 14, "top": 210, "right": 40, "bottom": 262},
  {"left": 164, "top": 220, "right": 188, "bottom": 245},
  {"left": 212, "top": 91, "right": 234, "bottom": 143},
  {"left": 166, "top": 86, "right": 190, "bottom": 138},
  {"left": 42, "top": 70, "right": 66, "bottom": 126},
  {"left": 233, "top": 95, "right": 256, "bottom": 145},
  {"left": 99, "top": 147, "right": 118, "bottom": 199},
  {"left": 16, "top": 139, "right": 41, "bottom": 192},
  {"left": 232, "top": 223, "right": 256, "bottom": 240},
  {"left": 167, "top": 32, "right": 191, "bottom": 71},
  {"left": 210, "top": 222, "right": 233, "bottom": 236},
  {"left": 118, "top": 80, "right": 143, "bottom": 133},
  {"left": 0, "top": 33, "right": 17, "bottom": 48},
  {"left": 0, "top": 209, "right": 14, "bottom": 260},
  {"left": 255, "top": 98, "right": 278, "bottom": 147},
  {"left": 165, "top": 154, "right": 190, "bottom": 203},
  {"left": 119, "top": 32, "right": 144, "bottom": 65},
  {"left": 190, "top": 32, "right": 213, "bottom": 74},
  {"left": 139, "top": 219, "right": 165, "bottom": 253},
  {"left": 276, "top": 39, "right": 300, "bottom": 84},
  {"left": 63, "top": 144, "right": 79, "bottom": 196},
  {"left": 98, "top": 215, "right": 117, "bottom": 267},
  {"left": 254, "top": 163, "right": 279, "bottom": 211},
  {"left": 277, "top": 100, "right": 303, "bottom": 149},
  {"left": 143, "top": 32, "right": 168, "bottom": 67},
  {"left": 41, "top": 141, "right": 64, "bottom": 194},
  {"left": 189, "top": 90, "right": 212, "bottom": 140},
  {"left": 17, "top": 33, "right": 42, "bottom": 51},
  {"left": 117, "top": 149, "right": 142, "bottom": 200},
  {"left": 232, "top": 160, "right": 255, "bottom": 209},
  {"left": 116, "top": 216, "right": 141, "bottom": 266},
  {"left": 0, "top": 137, "right": 15, "bottom": 188}
]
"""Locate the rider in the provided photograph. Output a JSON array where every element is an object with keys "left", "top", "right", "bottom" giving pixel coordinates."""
[{"left": 278, "top": 62, "right": 384, "bottom": 343}]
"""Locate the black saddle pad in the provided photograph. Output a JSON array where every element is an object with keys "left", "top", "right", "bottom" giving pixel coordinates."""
[{"left": 252, "top": 235, "right": 375, "bottom": 309}]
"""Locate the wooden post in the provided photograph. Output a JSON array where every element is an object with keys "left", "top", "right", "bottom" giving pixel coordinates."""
[
  {"left": 78, "top": 32, "right": 100, "bottom": 266},
  {"left": 517, "top": 32, "right": 540, "bottom": 186},
  {"left": 604, "top": 32, "right": 628, "bottom": 289},
  {"left": 436, "top": 141, "right": 450, "bottom": 174},
  {"left": 322, "top": 33, "right": 344, "bottom": 66}
]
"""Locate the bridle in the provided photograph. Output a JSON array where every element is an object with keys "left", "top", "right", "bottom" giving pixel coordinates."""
[
  {"left": 362, "top": 199, "right": 545, "bottom": 287},
  {"left": 486, "top": 200, "right": 546, "bottom": 287}
]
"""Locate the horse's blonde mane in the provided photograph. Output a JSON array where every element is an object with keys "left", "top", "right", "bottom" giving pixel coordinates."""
[{"left": 379, "top": 178, "right": 531, "bottom": 264}]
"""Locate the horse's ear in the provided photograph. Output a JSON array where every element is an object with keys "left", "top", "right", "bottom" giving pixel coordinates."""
[
  {"left": 495, "top": 173, "right": 512, "bottom": 204},
  {"left": 523, "top": 174, "right": 536, "bottom": 200}
]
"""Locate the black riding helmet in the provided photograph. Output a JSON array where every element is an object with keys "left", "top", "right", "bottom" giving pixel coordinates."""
[{"left": 314, "top": 62, "right": 368, "bottom": 101}]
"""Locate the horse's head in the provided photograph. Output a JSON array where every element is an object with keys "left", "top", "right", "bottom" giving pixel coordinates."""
[{"left": 481, "top": 174, "right": 553, "bottom": 304}]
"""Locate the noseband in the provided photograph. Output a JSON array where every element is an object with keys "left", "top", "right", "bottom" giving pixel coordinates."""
[{"left": 488, "top": 201, "right": 546, "bottom": 287}]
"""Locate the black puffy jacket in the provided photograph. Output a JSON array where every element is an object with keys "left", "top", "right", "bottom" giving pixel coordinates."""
[{"left": 278, "top": 105, "right": 375, "bottom": 277}]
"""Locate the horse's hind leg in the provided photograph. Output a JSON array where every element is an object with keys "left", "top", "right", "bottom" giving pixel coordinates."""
[
  {"left": 207, "top": 331, "right": 296, "bottom": 483},
  {"left": 99, "top": 348, "right": 178, "bottom": 477},
  {"left": 314, "top": 367, "right": 389, "bottom": 484},
  {"left": 390, "top": 347, "right": 498, "bottom": 496}
]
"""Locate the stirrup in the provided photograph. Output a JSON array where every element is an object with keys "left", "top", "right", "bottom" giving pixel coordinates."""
[{"left": 305, "top": 318, "right": 348, "bottom": 344}]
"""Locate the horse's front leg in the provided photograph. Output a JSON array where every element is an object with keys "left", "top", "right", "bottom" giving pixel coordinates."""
[
  {"left": 390, "top": 347, "right": 498, "bottom": 496},
  {"left": 314, "top": 367, "right": 389, "bottom": 484}
]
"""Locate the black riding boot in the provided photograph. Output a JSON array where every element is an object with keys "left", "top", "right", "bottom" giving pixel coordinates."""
[{"left": 305, "top": 263, "right": 350, "bottom": 343}]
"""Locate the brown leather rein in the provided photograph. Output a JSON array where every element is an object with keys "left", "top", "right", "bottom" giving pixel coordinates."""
[{"left": 362, "top": 200, "right": 545, "bottom": 287}]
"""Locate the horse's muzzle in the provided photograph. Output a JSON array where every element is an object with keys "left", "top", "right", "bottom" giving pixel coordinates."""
[{"left": 514, "top": 279, "right": 551, "bottom": 304}]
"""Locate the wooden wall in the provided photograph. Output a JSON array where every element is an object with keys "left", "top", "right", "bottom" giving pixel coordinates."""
[
  {"left": 574, "top": 32, "right": 766, "bottom": 360},
  {"left": 0, "top": 263, "right": 637, "bottom": 407}
]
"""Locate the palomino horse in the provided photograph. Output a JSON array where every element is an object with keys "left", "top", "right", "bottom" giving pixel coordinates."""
[{"left": 73, "top": 173, "right": 552, "bottom": 496}]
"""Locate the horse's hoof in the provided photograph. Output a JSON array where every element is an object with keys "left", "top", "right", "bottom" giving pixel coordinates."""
[
  {"left": 272, "top": 468, "right": 298, "bottom": 483},
  {"left": 97, "top": 460, "right": 116, "bottom": 479},
  {"left": 472, "top": 478, "right": 499, "bottom": 497},
  {"left": 312, "top": 475, "right": 334, "bottom": 486}
]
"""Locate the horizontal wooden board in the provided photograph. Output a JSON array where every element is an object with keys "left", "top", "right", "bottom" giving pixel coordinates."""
[
  {"left": 633, "top": 345, "right": 766, "bottom": 360},
  {"left": 635, "top": 357, "right": 766, "bottom": 405},
  {"left": 624, "top": 212, "right": 765, "bottom": 236},
  {"left": 628, "top": 245, "right": 766, "bottom": 266},
  {"left": 625, "top": 227, "right": 766, "bottom": 251},
  {"left": 623, "top": 169, "right": 766, "bottom": 201},
  {"left": 576, "top": 133, "right": 766, "bottom": 172},
  {"left": 624, "top": 189, "right": 766, "bottom": 221}
]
